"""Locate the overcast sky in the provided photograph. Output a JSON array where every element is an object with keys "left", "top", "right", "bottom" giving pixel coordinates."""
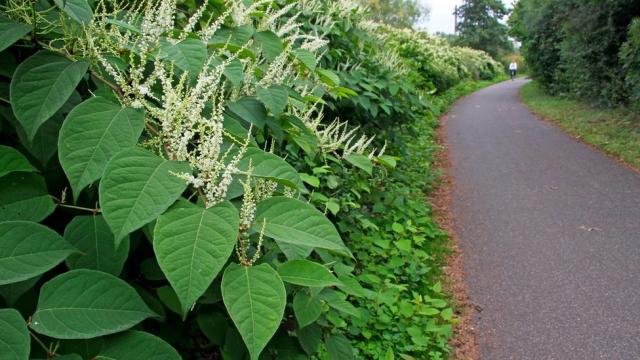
[{"left": 419, "top": 0, "right": 513, "bottom": 34}]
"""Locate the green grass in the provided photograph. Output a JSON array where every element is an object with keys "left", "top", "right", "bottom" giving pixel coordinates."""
[{"left": 520, "top": 81, "right": 640, "bottom": 169}]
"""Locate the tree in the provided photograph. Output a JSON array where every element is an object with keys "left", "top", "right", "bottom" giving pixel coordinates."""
[
  {"left": 361, "top": 0, "right": 429, "bottom": 28},
  {"left": 455, "top": 0, "right": 512, "bottom": 58}
]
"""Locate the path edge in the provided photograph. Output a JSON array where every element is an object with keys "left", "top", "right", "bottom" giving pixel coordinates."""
[
  {"left": 517, "top": 81, "right": 640, "bottom": 175},
  {"left": 430, "top": 81, "right": 506, "bottom": 360}
]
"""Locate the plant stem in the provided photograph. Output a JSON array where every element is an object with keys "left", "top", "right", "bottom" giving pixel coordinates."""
[
  {"left": 58, "top": 203, "right": 101, "bottom": 214},
  {"left": 29, "top": 331, "right": 52, "bottom": 358}
]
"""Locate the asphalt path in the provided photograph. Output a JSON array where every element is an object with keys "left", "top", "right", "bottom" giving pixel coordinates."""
[{"left": 444, "top": 79, "right": 640, "bottom": 359}]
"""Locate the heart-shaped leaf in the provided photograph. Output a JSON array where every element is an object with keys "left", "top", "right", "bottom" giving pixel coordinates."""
[
  {"left": 58, "top": 97, "right": 144, "bottom": 199},
  {"left": 0, "top": 308, "right": 30, "bottom": 360},
  {"left": 154, "top": 201, "right": 238, "bottom": 316},
  {"left": 253, "top": 197, "right": 349, "bottom": 254},
  {"left": 97, "top": 331, "right": 180, "bottom": 360},
  {"left": 222, "top": 263, "right": 285, "bottom": 360},
  {"left": 0, "top": 145, "right": 36, "bottom": 178},
  {"left": 64, "top": 215, "right": 130, "bottom": 276},
  {"left": 10, "top": 51, "right": 88, "bottom": 141},
  {"left": 0, "top": 172, "right": 55, "bottom": 222},
  {"left": 278, "top": 260, "right": 340, "bottom": 287},
  {"left": 0, "top": 221, "right": 75, "bottom": 285},
  {"left": 99, "top": 147, "right": 191, "bottom": 246},
  {"left": 0, "top": 15, "right": 31, "bottom": 53},
  {"left": 30, "top": 269, "right": 154, "bottom": 339},
  {"left": 58, "top": 97, "right": 145, "bottom": 200}
]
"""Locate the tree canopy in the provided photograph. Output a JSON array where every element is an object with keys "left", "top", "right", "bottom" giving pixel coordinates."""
[
  {"left": 455, "top": 0, "right": 513, "bottom": 58},
  {"left": 361, "top": 0, "right": 429, "bottom": 28}
]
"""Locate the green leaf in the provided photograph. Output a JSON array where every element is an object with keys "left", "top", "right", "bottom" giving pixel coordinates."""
[
  {"left": 256, "top": 85, "right": 288, "bottom": 117},
  {"left": 278, "top": 260, "right": 340, "bottom": 287},
  {"left": 0, "top": 308, "right": 29, "bottom": 360},
  {"left": 197, "top": 312, "right": 228, "bottom": 346},
  {"left": 99, "top": 147, "right": 191, "bottom": 245},
  {"left": 0, "top": 275, "right": 40, "bottom": 306},
  {"left": 97, "top": 331, "right": 180, "bottom": 360},
  {"left": 254, "top": 30, "right": 283, "bottom": 61},
  {"left": 156, "top": 285, "right": 183, "bottom": 317},
  {"left": 10, "top": 51, "right": 88, "bottom": 141},
  {"left": 325, "top": 334, "right": 354, "bottom": 360},
  {"left": 293, "top": 49, "right": 316, "bottom": 71},
  {"left": 53, "top": 0, "right": 93, "bottom": 25},
  {"left": 30, "top": 269, "right": 154, "bottom": 339},
  {"left": 133, "top": 285, "right": 166, "bottom": 322},
  {"left": 299, "top": 173, "right": 319, "bottom": 188},
  {"left": 253, "top": 197, "right": 349, "bottom": 254},
  {"left": 237, "top": 148, "right": 302, "bottom": 189},
  {"left": 0, "top": 16, "right": 30, "bottom": 53},
  {"left": 154, "top": 201, "right": 239, "bottom": 316},
  {"left": 227, "top": 96, "right": 267, "bottom": 128},
  {"left": 320, "top": 289, "right": 361, "bottom": 319},
  {"left": 316, "top": 69, "right": 340, "bottom": 87},
  {"left": 59, "top": 97, "right": 145, "bottom": 200},
  {"left": 224, "top": 59, "right": 244, "bottom": 86},
  {"left": 3, "top": 108, "right": 63, "bottom": 166},
  {"left": 208, "top": 25, "right": 254, "bottom": 47},
  {"left": 0, "top": 221, "right": 74, "bottom": 285},
  {"left": 64, "top": 215, "right": 130, "bottom": 276},
  {"left": 0, "top": 172, "right": 55, "bottom": 222},
  {"left": 222, "top": 263, "right": 286, "bottom": 360},
  {"left": 158, "top": 38, "right": 207, "bottom": 80},
  {"left": 293, "top": 291, "right": 322, "bottom": 328},
  {"left": 296, "top": 323, "right": 321, "bottom": 355},
  {"left": 0, "top": 145, "right": 36, "bottom": 177},
  {"left": 344, "top": 154, "right": 373, "bottom": 175}
]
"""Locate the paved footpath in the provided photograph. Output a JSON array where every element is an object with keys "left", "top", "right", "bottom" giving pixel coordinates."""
[{"left": 444, "top": 79, "right": 640, "bottom": 359}]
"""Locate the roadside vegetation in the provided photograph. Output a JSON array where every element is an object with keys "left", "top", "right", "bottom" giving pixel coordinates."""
[
  {"left": 521, "top": 82, "right": 640, "bottom": 169},
  {"left": 510, "top": 0, "right": 640, "bottom": 170},
  {"left": 0, "top": 0, "right": 504, "bottom": 359}
]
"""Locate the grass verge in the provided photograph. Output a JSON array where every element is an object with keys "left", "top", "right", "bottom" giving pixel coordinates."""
[{"left": 520, "top": 81, "right": 640, "bottom": 170}]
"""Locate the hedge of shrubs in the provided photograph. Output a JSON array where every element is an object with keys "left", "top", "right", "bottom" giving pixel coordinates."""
[
  {"left": 0, "top": 0, "right": 501, "bottom": 359},
  {"left": 510, "top": 0, "right": 640, "bottom": 108}
]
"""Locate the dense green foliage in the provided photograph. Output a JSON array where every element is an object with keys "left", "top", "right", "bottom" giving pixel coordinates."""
[
  {"left": 0, "top": 0, "right": 501, "bottom": 359},
  {"left": 455, "top": 0, "right": 513, "bottom": 59},
  {"left": 510, "top": 0, "right": 640, "bottom": 107},
  {"left": 359, "top": 0, "right": 428, "bottom": 28}
]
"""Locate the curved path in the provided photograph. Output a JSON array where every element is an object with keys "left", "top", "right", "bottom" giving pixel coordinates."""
[{"left": 445, "top": 79, "right": 640, "bottom": 359}]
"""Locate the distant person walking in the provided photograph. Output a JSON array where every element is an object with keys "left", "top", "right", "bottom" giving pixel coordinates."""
[{"left": 509, "top": 61, "right": 518, "bottom": 80}]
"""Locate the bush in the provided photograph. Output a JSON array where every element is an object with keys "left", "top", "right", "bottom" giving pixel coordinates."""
[{"left": 621, "top": 18, "right": 640, "bottom": 109}]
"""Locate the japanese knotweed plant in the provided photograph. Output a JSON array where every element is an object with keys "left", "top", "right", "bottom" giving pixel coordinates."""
[{"left": 0, "top": 0, "right": 383, "bottom": 358}]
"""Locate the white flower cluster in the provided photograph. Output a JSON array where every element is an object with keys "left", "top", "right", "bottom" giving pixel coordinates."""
[{"left": 38, "top": 0, "right": 385, "bottom": 209}]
